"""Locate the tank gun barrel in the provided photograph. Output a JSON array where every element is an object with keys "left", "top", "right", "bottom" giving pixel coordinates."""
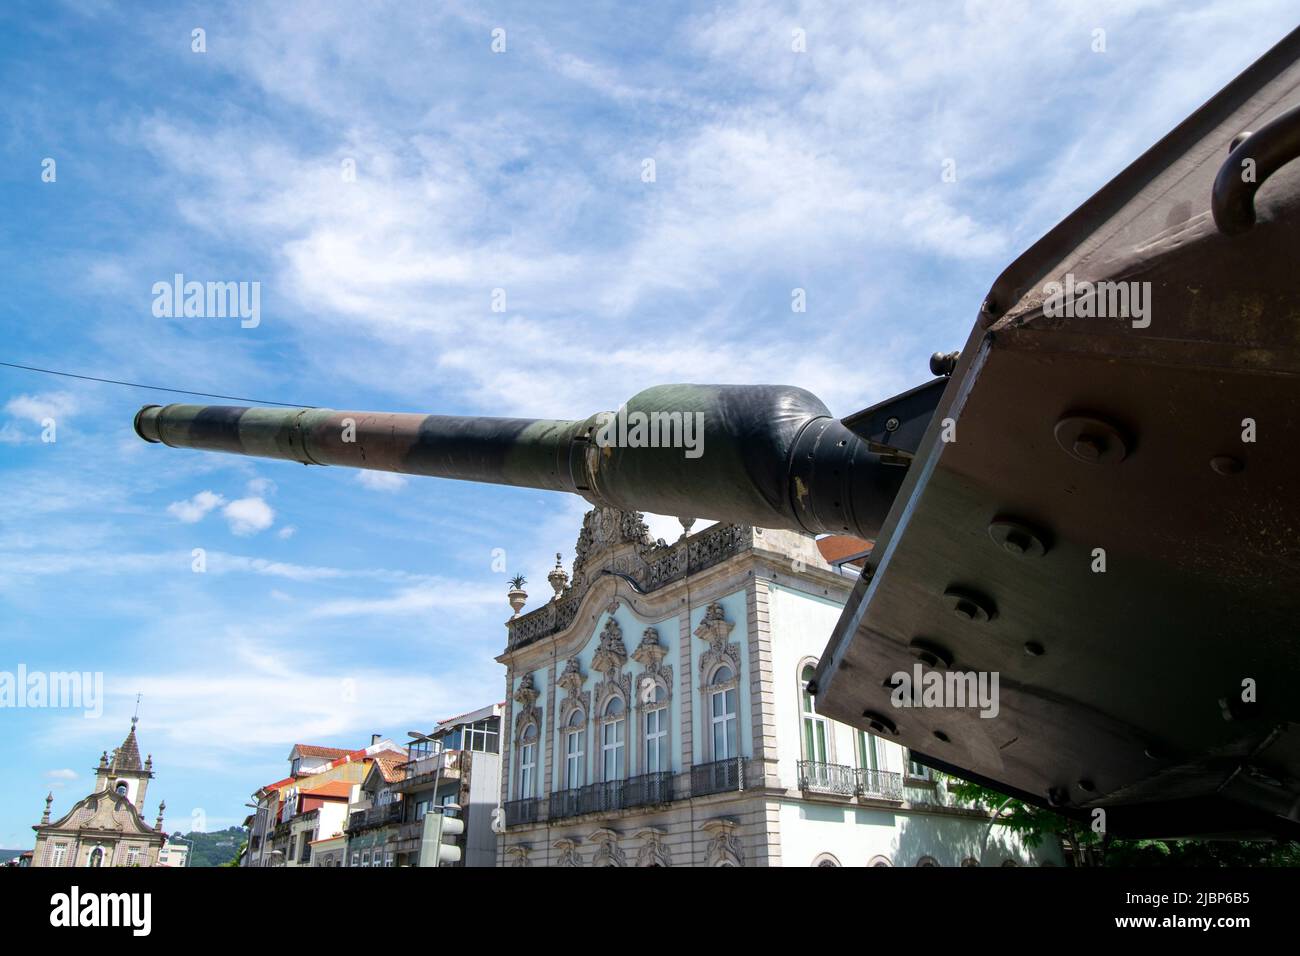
[{"left": 133, "top": 383, "right": 918, "bottom": 539}]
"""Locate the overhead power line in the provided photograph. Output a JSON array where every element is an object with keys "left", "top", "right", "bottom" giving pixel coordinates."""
[{"left": 0, "top": 361, "right": 313, "bottom": 408}]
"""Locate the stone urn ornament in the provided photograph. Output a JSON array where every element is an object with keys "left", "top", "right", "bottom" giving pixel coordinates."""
[
  {"left": 507, "top": 575, "right": 528, "bottom": 618},
  {"left": 547, "top": 553, "right": 569, "bottom": 601}
]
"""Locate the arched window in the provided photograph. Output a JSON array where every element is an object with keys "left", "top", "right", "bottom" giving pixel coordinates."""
[
  {"left": 564, "top": 710, "right": 585, "bottom": 789},
  {"left": 812, "top": 853, "right": 841, "bottom": 867},
  {"left": 643, "top": 684, "right": 668, "bottom": 773},
  {"left": 961, "top": 857, "right": 980, "bottom": 867},
  {"left": 800, "top": 664, "right": 828, "bottom": 763},
  {"left": 710, "top": 665, "right": 738, "bottom": 760},
  {"left": 868, "top": 855, "right": 892, "bottom": 867},
  {"left": 601, "top": 697, "right": 626, "bottom": 781},
  {"left": 916, "top": 855, "right": 940, "bottom": 867},
  {"left": 115, "top": 780, "right": 129, "bottom": 796},
  {"left": 518, "top": 722, "right": 538, "bottom": 798}
]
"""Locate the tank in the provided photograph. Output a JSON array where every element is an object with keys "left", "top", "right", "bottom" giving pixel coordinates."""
[{"left": 133, "top": 382, "right": 932, "bottom": 541}]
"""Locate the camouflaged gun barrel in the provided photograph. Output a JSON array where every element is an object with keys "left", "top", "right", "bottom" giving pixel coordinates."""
[{"left": 134, "top": 383, "right": 910, "bottom": 538}]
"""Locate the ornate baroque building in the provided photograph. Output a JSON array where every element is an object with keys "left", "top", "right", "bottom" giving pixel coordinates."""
[
  {"left": 31, "top": 717, "right": 168, "bottom": 867},
  {"left": 497, "top": 508, "right": 1061, "bottom": 867}
]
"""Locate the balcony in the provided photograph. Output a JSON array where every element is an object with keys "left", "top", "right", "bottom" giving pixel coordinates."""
[
  {"left": 346, "top": 802, "right": 403, "bottom": 832},
  {"left": 504, "top": 798, "right": 539, "bottom": 827},
  {"left": 691, "top": 757, "right": 748, "bottom": 797},
  {"left": 856, "top": 768, "right": 904, "bottom": 801},
  {"left": 548, "top": 788, "right": 582, "bottom": 820},
  {"left": 624, "top": 771, "right": 672, "bottom": 808},
  {"left": 797, "top": 760, "right": 857, "bottom": 796},
  {"left": 397, "top": 750, "right": 463, "bottom": 792}
]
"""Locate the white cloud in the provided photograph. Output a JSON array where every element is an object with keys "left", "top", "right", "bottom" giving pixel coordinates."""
[
  {"left": 5, "top": 391, "right": 79, "bottom": 424},
  {"left": 166, "top": 490, "right": 225, "bottom": 524},
  {"left": 222, "top": 497, "right": 275, "bottom": 536},
  {"left": 46, "top": 768, "right": 78, "bottom": 780},
  {"left": 276, "top": 525, "right": 296, "bottom": 539},
  {"left": 356, "top": 471, "right": 407, "bottom": 492}
]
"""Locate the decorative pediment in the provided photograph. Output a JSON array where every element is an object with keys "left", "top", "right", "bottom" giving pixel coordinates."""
[
  {"left": 553, "top": 837, "right": 583, "bottom": 867},
  {"left": 635, "top": 827, "right": 673, "bottom": 868},
  {"left": 513, "top": 672, "right": 542, "bottom": 740},
  {"left": 557, "top": 658, "right": 585, "bottom": 697},
  {"left": 632, "top": 627, "right": 667, "bottom": 668},
  {"left": 588, "top": 828, "right": 627, "bottom": 867},
  {"left": 696, "top": 602, "right": 741, "bottom": 681},
  {"left": 591, "top": 617, "right": 628, "bottom": 676},
  {"left": 505, "top": 844, "right": 532, "bottom": 868},
  {"left": 513, "top": 673, "right": 539, "bottom": 709},
  {"left": 633, "top": 628, "right": 673, "bottom": 706},
  {"left": 557, "top": 658, "right": 590, "bottom": 726},
  {"left": 701, "top": 817, "right": 744, "bottom": 867}
]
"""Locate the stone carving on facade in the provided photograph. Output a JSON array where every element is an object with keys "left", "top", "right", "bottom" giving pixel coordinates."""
[
  {"left": 505, "top": 844, "right": 532, "bottom": 867},
  {"left": 701, "top": 817, "right": 744, "bottom": 867},
  {"left": 632, "top": 627, "right": 673, "bottom": 704},
  {"left": 552, "top": 837, "right": 583, "bottom": 867},
  {"left": 588, "top": 828, "right": 627, "bottom": 867},
  {"left": 695, "top": 601, "right": 740, "bottom": 681},
  {"left": 635, "top": 827, "right": 673, "bottom": 867},
  {"left": 557, "top": 657, "right": 590, "bottom": 726},
  {"left": 508, "top": 507, "right": 753, "bottom": 652},
  {"left": 513, "top": 672, "right": 542, "bottom": 740},
  {"left": 591, "top": 617, "right": 632, "bottom": 713}
]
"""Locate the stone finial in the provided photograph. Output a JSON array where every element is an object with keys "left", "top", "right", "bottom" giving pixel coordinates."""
[
  {"left": 678, "top": 517, "right": 695, "bottom": 539},
  {"left": 41, "top": 792, "right": 53, "bottom": 824},
  {"left": 99, "top": 751, "right": 109, "bottom": 768},
  {"left": 155, "top": 801, "right": 166, "bottom": 831},
  {"left": 547, "top": 553, "right": 569, "bottom": 601}
]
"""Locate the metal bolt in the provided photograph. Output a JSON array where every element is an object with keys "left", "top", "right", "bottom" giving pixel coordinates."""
[
  {"left": 885, "top": 416, "right": 901, "bottom": 433},
  {"left": 1072, "top": 435, "right": 1105, "bottom": 461}
]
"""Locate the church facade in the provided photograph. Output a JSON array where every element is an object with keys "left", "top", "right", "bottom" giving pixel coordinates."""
[
  {"left": 497, "top": 509, "right": 1060, "bottom": 867},
  {"left": 31, "top": 718, "right": 168, "bottom": 867}
]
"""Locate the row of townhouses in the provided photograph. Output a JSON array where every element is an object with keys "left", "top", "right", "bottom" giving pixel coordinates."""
[{"left": 241, "top": 507, "right": 1061, "bottom": 867}]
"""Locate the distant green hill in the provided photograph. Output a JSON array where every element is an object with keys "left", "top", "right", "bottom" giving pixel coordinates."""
[{"left": 169, "top": 827, "right": 245, "bottom": 867}]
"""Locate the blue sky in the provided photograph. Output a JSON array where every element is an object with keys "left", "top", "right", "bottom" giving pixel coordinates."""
[{"left": 0, "top": 0, "right": 1294, "bottom": 846}]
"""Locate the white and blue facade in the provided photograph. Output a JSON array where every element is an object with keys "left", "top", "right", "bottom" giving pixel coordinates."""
[{"left": 497, "top": 509, "right": 1060, "bottom": 867}]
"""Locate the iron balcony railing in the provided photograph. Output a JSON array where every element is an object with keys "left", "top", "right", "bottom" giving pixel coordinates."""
[
  {"left": 797, "top": 760, "right": 857, "bottom": 795},
  {"left": 549, "top": 788, "right": 582, "bottom": 820},
  {"left": 624, "top": 771, "right": 672, "bottom": 808},
  {"left": 504, "top": 798, "right": 540, "bottom": 827},
  {"left": 346, "top": 802, "right": 403, "bottom": 832},
  {"left": 579, "top": 780, "right": 625, "bottom": 815},
  {"left": 691, "top": 757, "right": 748, "bottom": 796},
  {"left": 856, "top": 767, "right": 904, "bottom": 801}
]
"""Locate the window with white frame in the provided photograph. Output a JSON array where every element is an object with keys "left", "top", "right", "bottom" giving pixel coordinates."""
[
  {"left": 361, "top": 850, "right": 371, "bottom": 866},
  {"left": 519, "top": 722, "right": 537, "bottom": 798},
  {"left": 710, "top": 665, "right": 738, "bottom": 760},
  {"left": 856, "top": 730, "right": 880, "bottom": 772},
  {"left": 51, "top": 843, "right": 67, "bottom": 867},
  {"left": 127, "top": 845, "right": 141, "bottom": 866},
  {"left": 564, "top": 709, "right": 585, "bottom": 789},
  {"left": 601, "top": 696, "right": 626, "bottom": 781},
  {"left": 800, "top": 664, "right": 829, "bottom": 763},
  {"left": 350, "top": 851, "right": 359, "bottom": 867},
  {"left": 644, "top": 684, "right": 668, "bottom": 773}
]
